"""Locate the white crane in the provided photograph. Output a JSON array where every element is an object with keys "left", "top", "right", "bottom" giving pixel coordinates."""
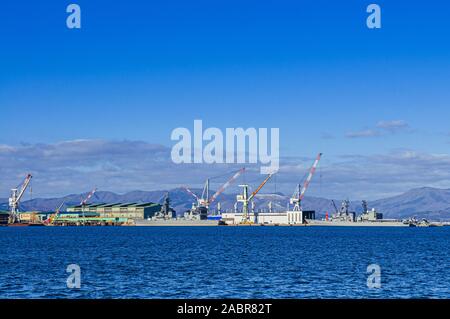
[
  {"left": 290, "top": 153, "right": 322, "bottom": 211},
  {"left": 8, "top": 173, "right": 33, "bottom": 223},
  {"left": 183, "top": 168, "right": 245, "bottom": 212},
  {"left": 183, "top": 183, "right": 207, "bottom": 209}
]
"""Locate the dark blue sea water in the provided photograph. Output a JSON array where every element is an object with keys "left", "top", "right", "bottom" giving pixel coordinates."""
[{"left": 0, "top": 226, "right": 449, "bottom": 299}]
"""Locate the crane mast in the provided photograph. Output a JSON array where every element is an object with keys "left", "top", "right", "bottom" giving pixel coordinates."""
[
  {"left": 199, "top": 179, "right": 209, "bottom": 207},
  {"left": 238, "top": 173, "right": 274, "bottom": 223},
  {"left": 8, "top": 173, "right": 33, "bottom": 223},
  {"left": 290, "top": 153, "right": 322, "bottom": 211}
]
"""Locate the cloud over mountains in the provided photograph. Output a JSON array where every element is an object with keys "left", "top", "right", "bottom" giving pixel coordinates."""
[{"left": 2, "top": 139, "right": 450, "bottom": 201}]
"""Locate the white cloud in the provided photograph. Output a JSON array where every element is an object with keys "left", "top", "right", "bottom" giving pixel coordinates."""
[
  {"left": 306, "top": 150, "right": 450, "bottom": 199},
  {"left": 1, "top": 140, "right": 450, "bottom": 201},
  {"left": 376, "top": 120, "right": 409, "bottom": 131},
  {"left": 345, "top": 129, "right": 380, "bottom": 138},
  {"left": 346, "top": 120, "right": 410, "bottom": 139},
  {"left": 0, "top": 140, "right": 260, "bottom": 198},
  {"left": 320, "top": 132, "right": 335, "bottom": 139}
]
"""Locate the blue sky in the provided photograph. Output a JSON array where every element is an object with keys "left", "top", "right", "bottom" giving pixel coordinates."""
[{"left": 1, "top": 1, "right": 450, "bottom": 199}]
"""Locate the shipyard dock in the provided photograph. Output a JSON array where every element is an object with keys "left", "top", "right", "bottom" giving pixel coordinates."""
[{"left": 3, "top": 155, "right": 448, "bottom": 228}]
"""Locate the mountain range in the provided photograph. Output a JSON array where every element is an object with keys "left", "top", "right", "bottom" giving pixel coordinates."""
[{"left": 1, "top": 187, "right": 449, "bottom": 221}]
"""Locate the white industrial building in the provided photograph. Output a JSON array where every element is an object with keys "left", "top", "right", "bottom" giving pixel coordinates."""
[{"left": 221, "top": 210, "right": 315, "bottom": 225}]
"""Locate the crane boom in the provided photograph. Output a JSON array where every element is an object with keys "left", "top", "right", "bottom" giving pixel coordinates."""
[
  {"left": 8, "top": 173, "right": 33, "bottom": 223},
  {"left": 56, "top": 200, "right": 65, "bottom": 213},
  {"left": 44, "top": 200, "right": 65, "bottom": 225},
  {"left": 183, "top": 168, "right": 245, "bottom": 210},
  {"left": 209, "top": 168, "right": 245, "bottom": 204},
  {"left": 249, "top": 173, "right": 273, "bottom": 201},
  {"left": 15, "top": 174, "right": 32, "bottom": 205},
  {"left": 183, "top": 186, "right": 200, "bottom": 201},
  {"left": 80, "top": 188, "right": 97, "bottom": 206},
  {"left": 331, "top": 200, "right": 339, "bottom": 214},
  {"left": 290, "top": 153, "right": 322, "bottom": 211},
  {"left": 299, "top": 153, "right": 322, "bottom": 200}
]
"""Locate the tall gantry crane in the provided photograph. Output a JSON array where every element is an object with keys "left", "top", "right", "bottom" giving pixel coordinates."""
[
  {"left": 8, "top": 173, "right": 33, "bottom": 223},
  {"left": 238, "top": 172, "right": 274, "bottom": 223},
  {"left": 183, "top": 168, "right": 245, "bottom": 213},
  {"left": 290, "top": 153, "right": 322, "bottom": 211}
]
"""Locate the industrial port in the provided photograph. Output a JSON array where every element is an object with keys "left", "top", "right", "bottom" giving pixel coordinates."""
[{"left": 1, "top": 153, "right": 447, "bottom": 228}]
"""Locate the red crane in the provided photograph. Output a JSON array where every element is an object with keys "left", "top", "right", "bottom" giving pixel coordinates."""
[
  {"left": 290, "top": 153, "right": 322, "bottom": 211},
  {"left": 80, "top": 188, "right": 97, "bottom": 206}
]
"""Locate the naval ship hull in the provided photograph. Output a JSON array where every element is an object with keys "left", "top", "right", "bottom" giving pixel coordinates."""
[
  {"left": 306, "top": 220, "right": 412, "bottom": 227},
  {"left": 134, "top": 219, "right": 219, "bottom": 226}
]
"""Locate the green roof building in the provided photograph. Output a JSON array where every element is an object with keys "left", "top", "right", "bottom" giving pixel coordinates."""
[{"left": 66, "top": 202, "right": 162, "bottom": 220}]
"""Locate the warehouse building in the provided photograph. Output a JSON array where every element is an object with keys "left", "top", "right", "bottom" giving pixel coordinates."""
[{"left": 67, "top": 202, "right": 162, "bottom": 220}]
